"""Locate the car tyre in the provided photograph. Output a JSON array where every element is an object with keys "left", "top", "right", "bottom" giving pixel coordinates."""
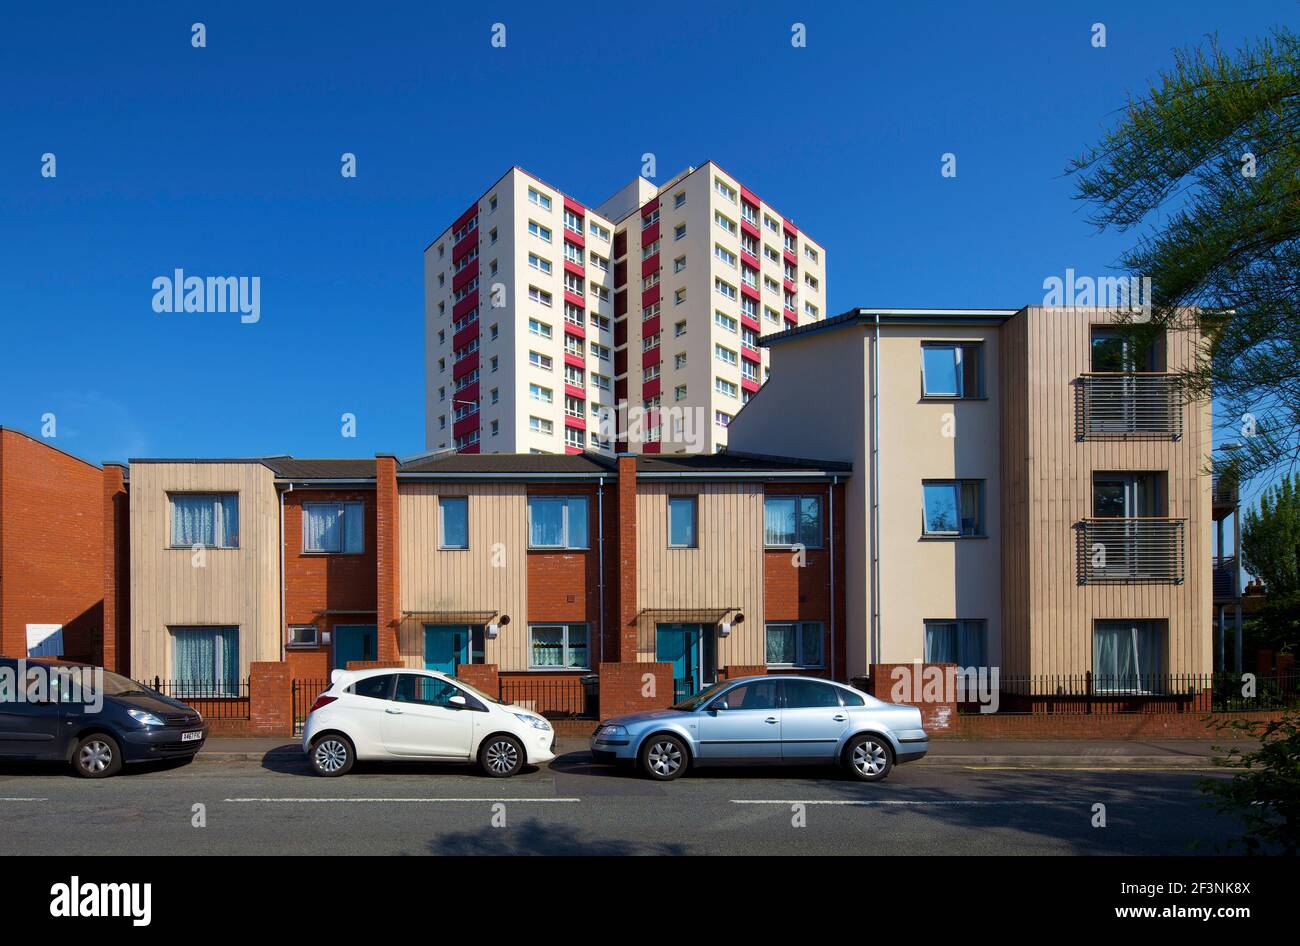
[
  {"left": 844, "top": 733, "right": 893, "bottom": 782},
  {"left": 479, "top": 734, "right": 525, "bottom": 778},
  {"left": 310, "top": 734, "right": 355, "bottom": 777},
  {"left": 72, "top": 734, "right": 123, "bottom": 779},
  {"left": 640, "top": 734, "right": 688, "bottom": 781}
]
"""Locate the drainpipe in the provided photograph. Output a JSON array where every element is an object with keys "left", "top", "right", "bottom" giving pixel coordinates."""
[
  {"left": 279, "top": 484, "right": 292, "bottom": 663},
  {"left": 829, "top": 475, "right": 838, "bottom": 681},
  {"left": 871, "top": 312, "right": 882, "bottom": 665},
  {"left": 597, "top": 476, "right": 606, "bottom": 665}
]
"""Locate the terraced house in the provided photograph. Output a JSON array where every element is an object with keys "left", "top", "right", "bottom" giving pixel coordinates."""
[{"left": 118, "top": 450, "right": 848, "bottom": 715}]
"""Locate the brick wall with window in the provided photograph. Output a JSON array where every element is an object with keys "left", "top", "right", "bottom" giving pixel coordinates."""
[{"left": 283, "top": 489, "right": 378, "bottom": 680}]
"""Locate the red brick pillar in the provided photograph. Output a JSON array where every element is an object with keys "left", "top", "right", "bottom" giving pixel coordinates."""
[
  {"left": 101, "top": 464, "right": 129, "bottom": 673},
  {"left": 868, "top": 662, "right": 958, "bottom": 732},
  {"left": 456, "top": 663, "right": 500, "bottom": 695},
  {"left": 376, "top": 455, "right": 401, "bottom": 662},
  {"left": 615, "top": 454, "right": 638, "bottom": 661},
  {"left": 249, "top": 661, "right": 292, "bottom": 736}
]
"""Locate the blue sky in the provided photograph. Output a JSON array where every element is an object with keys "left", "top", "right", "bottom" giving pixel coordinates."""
[{"left": 0, "top": 1, "right": 1293, "bottom": 466}]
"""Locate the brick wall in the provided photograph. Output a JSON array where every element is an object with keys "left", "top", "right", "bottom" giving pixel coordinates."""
[
  {"left": 283, "top": 487, "right": 378, "bottom": 673},
  {"left": 720, "top": 664, "right": 767, "bottom": 679},
  {"left": 868, "top": 662, "right": 959, "bottom": 732},
  {"left": 615, "top": 456, "right": 638, "bottom": 661},
  {"left": 598, "top": 661, "right": 672, "bottom": 718},
  {"left": 248, "top": 661, "right": 291, "bottom": 736},
  {"left": 0, "top": 429, "right": 105, "bottom": 663},
  {"left": 101, "top": 463, "right": 129, "bottom": 672},
  {"left": 946, "top": 710, "right": 1283, "bottom": 740},
  {"left": 375, "top": 456, "right": 400, "bottom": 661},
  {"left": 456, "top": 662, "right": 499, "bottom": 694}
]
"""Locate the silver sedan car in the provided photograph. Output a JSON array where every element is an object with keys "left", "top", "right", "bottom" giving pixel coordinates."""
[{"left": 589, "top": 675, "right": 927, "bottom": 781}]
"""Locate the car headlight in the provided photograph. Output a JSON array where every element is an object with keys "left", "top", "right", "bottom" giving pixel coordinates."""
[
  {"left": 597, "top": 724, "right": 627, "bottom": 739},
  {"left": 513, "top": 712, "right": 551, "bottom": 732},
  {"left": 127, "top": 708, "right": 164, "bottom": 727}
]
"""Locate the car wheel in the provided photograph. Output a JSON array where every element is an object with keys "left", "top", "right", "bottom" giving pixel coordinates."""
[
  {"left": 310, "top": 734, "right": 354, "bottom": 777},
  {"left": 72, "top": 734, "right": 123, "bottom": 779},
  {"left": 640, "top": 734, "right": 687, "bottom": 781},
  {"left": 845, "top": 734, "right": 893, "bottom": 782},
  {"left": 479, "top": 734, "right": 524, "bottom": 778}
]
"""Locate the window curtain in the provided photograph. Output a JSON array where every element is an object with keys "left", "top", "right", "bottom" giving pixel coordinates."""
[
  {"left": 220, "top": 495, "right": 238, "bottom": 547},
  {"left": 766, "top": 624, "right": 796, "bottom": 664},
  {"left": 799, "top": 623, "right": 824, "bottom": 666},
  {"left": 1094, "top": 622, "right": 1162, "bottom": 690},
  {"left": 305, "top": 504, "right": 342, "bottom": 552},
  {"left": 567, "top": 626, "right": 589, "bottom": 669},
  {"left": 173, "top": 627, "right": 238, "bottom": 696},
  {"left": 765, "top": 498, "right": 796, "bottom": 545},
  {"left": 531, "top": 626, "right": 564, "bottom": 667},
  {"left": 958, "top": 621, "right": 986, "bottom": 667},
  {"left": 219, "top": 628, "right": 239, "bottom": 696},
  {"left": 529, "top": 499, "right": 564, "bottom": 547},
  {"left": 173, "top": 495, "right": 215, "bottom": 546},
  {"left": 925, "top": 623, "right": 958, "bottom": 663}
]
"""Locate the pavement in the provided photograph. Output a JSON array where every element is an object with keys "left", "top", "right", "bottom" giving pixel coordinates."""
[
  {"left": 198, "top": 735, "right": 1253, "bottom": 769},
  {"left": 0, "top": 744, "right": 1250, "bottom": 855}
]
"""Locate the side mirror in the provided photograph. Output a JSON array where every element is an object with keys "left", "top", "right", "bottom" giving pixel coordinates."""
[
  {"left": 448, "top": 694, "right": 468, "bottom": 708},
  {"left": 709, "top": 700, "right": 728, "bottom": 712}
]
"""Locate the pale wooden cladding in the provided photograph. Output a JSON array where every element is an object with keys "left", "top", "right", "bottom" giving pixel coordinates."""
[
  {"left": 397, "top": 483, "right": 528, "bottom": 670},
  {"left": 635, "top": 482, "right": 765, "bottom": 666},
  {"left": 1000, "top": 307, "right": 1213, "bottom": 677},
  {"left": 128, "top": 462, "right": 281, "bottom": 682}
]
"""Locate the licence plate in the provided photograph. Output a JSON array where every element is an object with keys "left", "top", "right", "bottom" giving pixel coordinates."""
[{"left": 180, "top": 730, "right": 203, "bottom": 743}]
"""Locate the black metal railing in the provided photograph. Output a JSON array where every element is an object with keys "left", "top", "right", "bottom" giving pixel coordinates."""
[
  {"left": 499, "top": 675, "right": 598, "bottom": 719},
  {"left": 292, "top": 678, "right": 331, "bottom": 735},
  {"left": 139, "top": 677, "right": 250, "bottom": 718},
  {"left": 1076, "top": 373, "right": 1182, "bottom": 439},
  {"left": 1212, "top": 468, "right": 1240, "bottom": 507},
  {"left": 1077, "top": 518, "right": 1185, "bottom": 583},
  {"left": 957, "top": 671, "right": 1300, "bottom": 715},
  {"left": 1213, "top": 556, "right": 1240, "bottom": 600}
]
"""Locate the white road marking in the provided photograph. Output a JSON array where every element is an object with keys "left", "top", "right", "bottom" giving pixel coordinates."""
[
  {"left": 0, "top": 797, "right": 47, "bottom": 802},
  {"left": 223, "top": 797, "right": 581, "bottom": 803},
  {"left": 731, "top": 799, "right": 1070, "bottom": 806}
]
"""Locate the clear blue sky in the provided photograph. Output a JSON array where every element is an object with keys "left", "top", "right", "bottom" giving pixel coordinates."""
[{"left": 0, "top": 1, "right": 1292, "bottom": 466}]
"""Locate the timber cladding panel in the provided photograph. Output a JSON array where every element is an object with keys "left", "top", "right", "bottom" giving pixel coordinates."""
[
  {"left": 635, "top": 481, "right": 765, "bottom": 668},
  {"left": 128, "top": 461, "right": 282, "bottom": 683},
  {"left": 397, "top": 482, "right": 528, "bottom": 671},
  {"left": 1004, "top": 307, "right": 1213, "bottom": 677}
]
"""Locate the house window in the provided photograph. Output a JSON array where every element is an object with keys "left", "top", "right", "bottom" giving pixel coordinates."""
[
  {"left": 302, "top": 501, "right": 365, "bottom": 553},
  {"left": 764, "top": 495, "right": 823, "bottom": 548},
  {"left": 529, "top": 416, "right": 554, "bottom": 436},
  {"left": 529, "top": 623, "right": 590, "bottom": 669},
  {"left": 923, "top": 620, "right": 987, "bottom": 667},
  {"left": 287, "top": 625, "right": 319, "bottom": 649},
  {"left": 1093, "top": 620, "right": 1165, "bottom": 691},
  {"left": 170, "top": 493, "right": 239, "bottom": 548},
  {"left": 439, "top": 496, "right": 469, "bottom": 550},
  {"left": 766, "top": 621, "right": 824, "bottom": 668},
  {"left": 668, "top": 495, "right": 698, "bottom": 548},
  {"left": 921, "top": 342, "right": 984, "bottom": 398},
  {"left": 922, "top": 480, "right": 984, "bottom": 536},
  {"left": 527, "top": 186, "right": 552, "bottom": 210},
  {"left": 171, "top": 626, "right": 239, "bottom": 697},
  {"left": 528, "top": 496, "right": 589, "bottom": 549}
]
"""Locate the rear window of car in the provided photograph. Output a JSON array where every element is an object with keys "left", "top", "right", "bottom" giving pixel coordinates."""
[
  {"left": 783, "top": 679, "right": 842, "bottom": 708},
  {"left": 349, "top": 674, "right": 396, "bottom": 700},
  {"left": 839, "top": 689, "right": 865, "bottom": 706}
]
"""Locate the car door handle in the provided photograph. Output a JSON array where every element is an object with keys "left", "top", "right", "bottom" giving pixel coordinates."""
[
  {"left": 385, "top": 708, "right": 403, "bottom": 715},
  {"left": 833, "top": 714, "right": 848, "bottom": 722},
  {"left": 764, "top": 716, "right": 778, "bottom": 724}
]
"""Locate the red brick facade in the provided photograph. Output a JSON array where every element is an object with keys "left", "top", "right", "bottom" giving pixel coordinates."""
[
  {"left": 614, "top": 455, "right": 638, "bottom": 661},
  {"left": 0, "top": 429, "right": 106, "bottom": 663},
  {"left": 375, "top": 456, "right": 400, "bottom": 662},
  {"left": 101, "top": 463, "right": 129, "bottom": 672},
  {"left": 282, "top": 487, "right": 377, "bottom": 679}
]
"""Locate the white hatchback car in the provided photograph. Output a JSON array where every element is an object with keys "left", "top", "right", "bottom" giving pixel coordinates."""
[{"left": 302, "top": 668, "right": 556, "bottom": 777}]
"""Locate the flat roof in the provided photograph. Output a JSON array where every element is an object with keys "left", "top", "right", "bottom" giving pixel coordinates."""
[{"left": 760, "top": 306, "right": 1023, "bottom": 347}]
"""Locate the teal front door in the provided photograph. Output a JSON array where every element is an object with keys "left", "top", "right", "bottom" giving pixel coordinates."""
[
  {"left": 334, "top": 625, "right": 377, "bottom": 670},
  {"left": 424, "top": 625, "right": 471, "bottom": 674},
  {"left": 656, "top": 624, "right": 705, "bottom": 701}
]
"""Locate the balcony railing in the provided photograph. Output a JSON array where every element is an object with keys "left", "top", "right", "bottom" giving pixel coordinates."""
[
  {"left": 1213, "top": 555, "right": 1240, "bottom": 601},
  {"left": 1212, "top": 467, "right": 1240, "bottom": 507},
  {"left": 1077, "top": 518, "right": 1185, "bottom": 584},
  {"left": 1075, "top": 373, "right": 1182, "bottom": 439}
]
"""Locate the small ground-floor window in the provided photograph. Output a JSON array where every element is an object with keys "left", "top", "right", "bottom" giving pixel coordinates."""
[
  {"left": 924, "top": 619, "right": 987, "bottom": 667},
  {"left": 766, "top": 621, "right": 824, "bottom": 668},
  {"left": 529, "top": 623, "right": 590, "bottom": 670},
  {"left": 1093, "top": 619, "right": 1165, "bottom": 692},
  {"left": 171, "top": 626, "right": 239, "bottom": 697}
]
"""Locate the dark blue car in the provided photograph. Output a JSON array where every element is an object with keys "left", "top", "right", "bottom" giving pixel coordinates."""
[{"left": 0, "top": 658, "right": 208, "bottom": 777}]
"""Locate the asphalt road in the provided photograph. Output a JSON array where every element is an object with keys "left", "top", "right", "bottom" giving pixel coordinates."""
[{"left": 0, "top": 749, "right": 1246, "bottom": 855}]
